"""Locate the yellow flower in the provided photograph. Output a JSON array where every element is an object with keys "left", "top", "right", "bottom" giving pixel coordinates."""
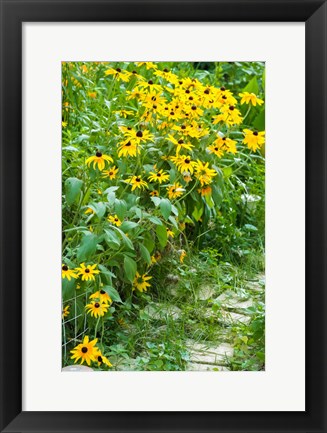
[
  {"left": 150, "top": 190, "right": 160, "bottom": 197},
  {"left": 76, "top": 263, "right": 100, "bottom": 281},
  {"left": 62, "top": 264, "right": 77, "bottom": 280},
  {"left": 118, "top": 140, "right": 140, "bottom": 158},
  {"left": 108, "top": 214, "right": 122, "bottom": 227},
  {"left": 170, "top": 154, "right": 197, "bottom": 174},
  {"left": 167, "top": 134, "right": 194, "bottom": 154},
  {"left": 213, "top": 105, "right": 243, "bottom": 126},
  {"left": 133, "top": 272, "right": 152, "bottom": 292},
  {"left": 123, "top": 128, "right": 154, "bottom": 145},
  {"left": 179, "top": 250, "right": 187, "bottom": 263},
  {"left": 86, "top": 151, "right": 113, "bottom": 171},
  {"left": 198, "top": 185, "right": 212, "bottom": 196},
  {"left": 239, "top": 92, "right": 264, "bottom": 106},
  {"left": 62, "top": 121, "right": 68, "bottom": 128},
  {"left": 126, "top": 175, "right": 148, "bottom": 191},
  {"left": 243, "top": 129, "right": 265, "bottom": 151},
  {"left": 85, "top": 301, "right": 109, "bottom": 318},
  {"left": 167, "top": 227, "right": 174, "bottom": 238},
  {"left": 102, "top": 166, "right": 118, "bottom": 180},
  {"left": 94, "top": 349, "right": 113, "bottom": 368},
  {"left": 70, "top": 336, "right": 98, "bottom": 366},
  {"left": 104, "top": 67, "right": 131, "bottom": 82},
  {"left": 137, "top": 80, "right": 163, "bottom": 93},
  {"left": 148, "top": 169, "right": 170, "bottom": 184},
  {"left": 116, "top": 109, "right": 134, "bottom": 118},
  {"left": 194, "top": 160, "right": 217, "bottom": 186},
  {"left": 89, "top": 290, "right": 113, "bottom": 305},
  {"left": 88, "top": 91, "right": 97, "bottom": 99},
  {"left": 207, "top": 143, "right": 224, "bottom": 158},
  {"left": 167, "top": 183, "right": 184, "bottom": 199},
  {"left": 136, "top": 61, "right": 158, "bottom": 70},
  {"left": 62, "top": 305, "right": 70, "bottom": 319},
  {"left": 151, "top": 252, "right": 161, "bottom": 263},
  {"left": 85, "top": 207, "right": 95, "bottom": 215}
]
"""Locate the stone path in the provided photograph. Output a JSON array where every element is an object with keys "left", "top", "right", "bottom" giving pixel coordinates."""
[{"left": 114, "top": 274, "right": 265, "bottom": 371}]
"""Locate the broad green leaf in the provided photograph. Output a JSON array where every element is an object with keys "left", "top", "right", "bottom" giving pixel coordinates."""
[
  {"left": 120, "top": 221, "right": 138, "bottom": 232},
  {"left": 89, "top": 202, "right": 106, "bottom": 219},
  {"left": 77, "top": 232, "right": 98, "bottom": 262},
  {"left": 104, "top": 229, "right": 121, "bottom": 249},
  {"left": 115, "top": 199, "right": 127, "bottom": 220},
  {"left": 160, "top": 198, "right": 172, "bottom": 220},
  {"left": 124, "top": 256, "right": 137, "bottom": 282},
  {"left": 103, "top": 285, "right": 123, "bottom": 303},
  {"left": 253, "top": 109, "right": 265, "bottom": 131},
  {"left": 62, "top": 278, "right": 76, "bottom": 302},
  {"left": 139, "top": 243, "right": 151, "bottom": 264},
  {"left": 156, "top": 224, "right": 168, "bottom": 248},
  {"left": 65, "top": 177, "right": 83, "bottom": 206},
  {"left": 143, "top": 232, "right": 155, "bottom": 254},
  {"left": 148, "top": 216, "right": 163, "bottom": 225},
  {"left": 150, "top": 196, "right": 161, "bottom": 207},
  {"left": 242, "top": 76, "right": 259, "bottom": 95}
]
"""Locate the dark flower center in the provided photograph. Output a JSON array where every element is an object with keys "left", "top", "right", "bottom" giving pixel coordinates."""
[
  {"left": 116, "top": 68, "right": 121, "bottom": 73},
  {"left": 191, "top": 106, "right": 196, "bottom": 110},
  {"left": 181, "top": 125, "right": 186, "bottom": 130},
  {"left": 81, "top": 347, "right": 88, "bottom": 353},
  {"left": 222, "top": 95, "right": 227, "bottom": 100},
  {"left": 98, "top": 356, "right": 103, "bottom": 363},
  {"left": 157, "top": 173, "right": 161, "bottom": 177},
  {"left": 96, "top": 152, "right": 102, "bottom": 157},
  {"left": 170, "top": 112, "right": 175, "bottom": 116},
  {"left": 109, "top": 172, "right": 113, "bottom": 176},
  {"left": 220, "top": 86, "right": 226, "bottom": 91},
  {"left": 127, "top": 127, "right": 132, "bottom": 130},
  {"left": 94, "top": 303, "right": 100, "bottom": 308},
  {"left": 85, "top": 269, "right": 90, "bottom": 273},
  {"left": 179, "top": 81, "right": 183, "bottom": 85},
  {"left": 148, "top": 80, "right": 153, "bottom": 85},
  {"left": 153, "top": 105, "right": 157, "bottom": 109},
  {"left": 253, "top": 131, "right": 258, "bottom": 136},
  {"left": 151, "top": 96, "right": 156, "bottom": 101},
  {"left": 136, "top": 131, "right": 143, "bottom": 138},
  {"left": 136, "top": 177, "right": 141, "bottom": 182},
  {"left": 100, "top": 290, "right": 106, "bottom": 294},
  {"left": 185, "top": 158, "right": 190, "bottom": 164},
  {"left": 178, "top": 139, "right": 184, "bottom": 144},
  {"left": 163, "top": 68, "right": 169, "bottom": 72},
  {"left": 125, "top": 141, "right": 131, "bottom": 147},
  {"left": 189, "top": 96, "right": 193, "bottom": 101},
  {"left": 185, "top": 90, "right": 190, "bottom": 94},
  {"left": 132, "top": 70, "right": 137, "bottom": 74},
  {"left": 62, "top": 265, "right": 68, "bottom": 271},
  {"left": 229, "top": 106, "right": 235, "bottom": 111},
  {"left": 222, "top": 137, "right": 226, "bottom": 141},
  {"left": 214, "top": 147, "right": 218, "bottom": 151},
  {"left": 115, "top": 218, "right": 119, "bottom": 221},
  {"left": 204, "top": 89, "right": 210, "bottom": 94}
]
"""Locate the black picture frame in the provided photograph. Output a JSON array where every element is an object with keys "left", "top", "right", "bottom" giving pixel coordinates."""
[{"left": 1, "top": 1, "right": 326, "bottom": 432}]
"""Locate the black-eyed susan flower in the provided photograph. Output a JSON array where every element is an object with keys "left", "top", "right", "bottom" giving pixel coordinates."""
[
  {"left": 123, "top": 128, "right": 154, "bottom": 145},
  {"left": 179, "top": 250, "right": 187, "bottom": 263},
  {"left": 102, "top": 166, "right": 118, "bottom": 180},
  {"left": 62, "top": 264, "right": 77, "bottom": 280},
  {"left": 148, "top": 169, "right": 170, "bottom": 184},
  {"left": 85, "top": 300, "right": 109, "bottom": 318},
  {"left": 243, "top": 129, "right": 265, "bottom": 151},
  {"left": 94, "top": 349, "right": 112, "bottom": 368},
  {"left": 194, "top": 160, "right": 217, "bottom": 186},
  {"left": 198, "top": 185, "right": 212, "bottom": 196},
  {"left": 151, "top": 251, "right": 161, "bottom": 264},
  {"left": 104, "top": 67, "right": 131, "bottom": 82},
  {"left": 167, "top": 227, "right": 174, "bottom": 238},
  {"left": 239, "top": 92, "right": 264, "bottom": 106},
  {"left": 150, "top": 190, "right": 160, "bottom": 197},
  {"left": 90, "top": 290, "right": 113, "bottom": 305},
  {"left": 86, "top": 151, "right": 113, "bottom": 171},
  {"left": 88, "top": 91, "right": 97, "bottom": 99},
  {"left": 108, "top": 214, "right": 122, "bottom": 227},
  {"left": 76, "top": 263, "right": 100, "bottom": 281},
  {"left": 118, "top": 140, "right": 140, "bottom": 158},
  {"left": 133, "top": 272, "right": 152, "bottom": 292},
  {"left": 62, "top": 305, "right": 70, "bottom": 319},
  {"left": 167, "top": 183, "right": 184, "bottom": 200},
  {"left": 126, "top": 175, "right": 148, "bottom": 191},
  {"left": 170, "top": 154, "right": 197, "bottom": 174},
  {"left": 167, "top": 134, "right": 194, "bottom": 154},
  {"left": 84, "top": 207, "right": 95, "bottom": 215},
  {"left": 70, "top": 335, "right": 98, "bottom": 366}
]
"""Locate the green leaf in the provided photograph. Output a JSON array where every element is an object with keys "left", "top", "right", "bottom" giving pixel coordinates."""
[
  {"left": 104, "top": 229, "right": 121, "bottom": 249},
  {"left": 65, "top": 177, "right": 83, "bottom": 206},
  {"left": 103, "top": 285, "right": 123, "bottom": 303},
  {"left": 151, "top": 197, "right": 161, "bottom": 207},
  {"left": 139, "top": 243, "right": 151, "bottom": 264},
  {"left": 115, "top": 199, "right": 127, "bottom": 220},
  {"left": 77, "top": 232, "right": 99, "bottom": 262},
  {"left": 160, "top": 198, "right": 172, "bottom": 220},
  {"left": 243, "top": 76, "right": 259, "bottom": 95},
  {"left": 62, "top": 278, "right": 76, "bottom": 302},
  {"left": 120, "top": 221, "right": 138, "bottom": 232},
  {"left": 112, "top": 227, "right": 134, "bottom": 250},
  {"left": 143, "top": 232, "right": 155, "bottom": 254},
  {"left": 192, "top": 206, "right": 203, "bottom": 222},
  {"left": 148, "top": 216, "right": 163, "bottom": 225},
  {"left": 89, "top": 202, "right": 106, "bottom": 219},
  {"left": 124, "top": 256, "right": 137, "bottom": 282},
  {"left": 253, "top": 109, "right": 265, "bottom": 131},
  {"left": 156, "top": 224, "right": 168, "bottom": 248}
]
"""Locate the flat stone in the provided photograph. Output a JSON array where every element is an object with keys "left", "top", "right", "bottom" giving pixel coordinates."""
[
  {"left": 187, "top": 362, "right": 230, "bottom": 371},
  {"left": 197, "top": 285, "right": 215, "bottom": 301},
  {"left": 215, "top": 290, "right": 254, "bottom": 309},
  {"left": 203, "top": 308, "right": 251, "bottom": 325},
  {"left": 144, "top": 303, "right": 182, "bottom": 320},
  {"left": 186, "top": 340, "right": 233, "bottom": 365},
  {"left": 62, "top": 365, "right": 93, "bottom": 372}
]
